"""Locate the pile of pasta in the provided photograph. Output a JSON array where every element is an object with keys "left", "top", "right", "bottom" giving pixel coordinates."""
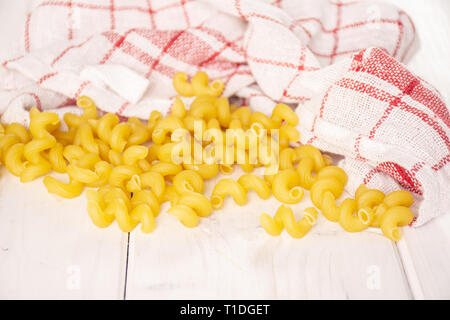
[{"left": 0, "top": 71, "right": 415, "bottom": 242}]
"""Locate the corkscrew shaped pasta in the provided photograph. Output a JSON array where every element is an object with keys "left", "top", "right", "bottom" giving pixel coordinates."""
[
  {"left": 127, "top": 117, "right": 151, "bottom": 146},
  {"left": 295, "top": 145, "right": 329, "bottom": 189},
  {"left": 173, "top": 170, "right": 204, "bottom": 195},
  {"left": 167, "top": 192, "right": 212, "bottom": 228},
  {"left": 152, "top": 116, "right": 185, "bottom": 145},
  {"left": 43, "top": 176, "right": 84, "bottom": 199},
  {"left": 339, "top": 198, "right": 372, "bottom": 232},
  {"left": 354, "top": 184, "right": 385, "bottom": 227},
  {"left": 380, "top": 206, "right": 414, "bottom": 242},
  {"left": 363, "top": 188, "right": 414, "bottom": 228},
  {"left": 210, "top": 174, "right": 271, "bottom": 209},
  {"left": 17, "top": 109, "right": 60, "bottom": 182},
  {"left": 86, "top": 187, "right": 156, "bottom": 233},
  {"left": 271, "top": 169, "right": 304, "bottom": 204},
  {"left": 310, "top": 166, "right": 348, "bottom": 222},
  {"left": 260, "top": 205, "right": 318, "bottom": 238},
  {"left": 173, "top": 71, "right": 224, "bottom": 97}
]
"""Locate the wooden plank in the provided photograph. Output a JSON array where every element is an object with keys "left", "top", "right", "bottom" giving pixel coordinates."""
[
  {"left": 125, "top": 168, "right": 411, "bottom": 299},
  {"left": 0, "top": 169, "right": 127, "bottom": 299},
  {"left": 399, "top": 215, "right": 450, "bottom": 299}
]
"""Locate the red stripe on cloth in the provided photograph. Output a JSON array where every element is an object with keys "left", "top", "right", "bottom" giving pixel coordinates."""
[
  {"left": 363, "top": 162, "right": 423, "bottom": 195},
  {"left": 99, "top": 29, "right": 136, "bottom": 65},
  {"left": 368, "top": 104, "right": 395, "bottom": 139},
  {"left": 39, "top": 0, "right": 194, "bottom": 13},
  {"left": 67, "top": 0, "right": 73, "bottom": 40},
  {"left": 2, "top": 55, "right": 24, "bottom": 67},
  {"left": 411, "top": 161, "right": 425, "bottom": 173},
  {"left": 273, "top": 0, "right": 283, "bottom": 8},
  {"left": 102, "top": 32, "right": 176, "bottom": 78},
  {"left": 25, "top": 13, "right": 32, "bottom": 53},
  {"left": 198, "top": 34, "right": 244, "bottom": 68},
  {"left": 392, "top": 19, "right": 403, "bottom": 58},
  {"left": 336, "top": 78, "right": 450, "bottom": 150},
  {"left": 73, "top": 81, "right": 91, "bottom": 99},
  {"left": 354, "top": 134, "right": 368, "bottom": 161},
  {"left": 234, "top": 0, "right": 246, "bottom": 20},
  {"left": 281, "top": 45, "right": 308, "bottom": 100},
  {"left": 282, "top": 91, "right": 311, "bottom": 102},
  {"left": 146, "top": 30, "right": 185, "bottom": 79},
  {"left": 352, "top": 48, "right": 450, "bottom": 127},
  {"left": 248, "top": 56, "right": 318, "bottom": 71},
  {"left": 289, "top": 22, "right": 312, "bottom": 39},
  {"left": 117, "top": 101, "right": 130, "bottom": 115},
  {"left": 181, "top": 0, "right": 191, "bottom": 28},
  {"left": 196, "top": 26, "right": 245, "bottom": 56},
  {"left": 293, "top": 17, "right": 401, "bottom": 34},
  {"left": 38, "top": 72, "right": 59, "bottom": 84},
  {"left": 330, "top": 1, "right": 343, "bottom": 64},
  {"left": 400, "top": 11, "right": 416, "bottom": 61},
  {"left": 368, "top": 78, "right": 418, "bottom": 139},
  {"left": 432, "top": 154, "right": 450, "bottom": 171},
  {"left": 50, "top": 36, "right": 93, "bottom": 66},
  {"left": 146, "top": 0, "right": 156, "bottom": 29},
  {"left": 55, "top": 97, "right": 76, "bottom": 109},
  {"left": 306, "top": 136, "right": 318, "bottom": 144},
  {"left": 110, "top": 0, "right": 116, "bottom": 30},
  {"left": 134, "top": 29, "right": 237, "bottom": 71},
  {"left": 27, "top": 93, "right": 42, "bottom": 111}
]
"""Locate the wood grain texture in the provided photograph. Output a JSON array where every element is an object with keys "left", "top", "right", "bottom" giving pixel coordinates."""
[
  {"left": 125, "top": 168, "right": 411, "bottom": 299},
  {"left": 0, "top": 169, "right": 127, "bottom": 299}
]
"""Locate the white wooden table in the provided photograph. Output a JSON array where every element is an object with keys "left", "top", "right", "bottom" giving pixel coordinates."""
[{"left": 0, "top": 0, "right": 449, "bottom": 300}]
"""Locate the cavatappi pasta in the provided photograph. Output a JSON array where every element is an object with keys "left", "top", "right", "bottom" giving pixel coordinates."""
[
  {"left": 260, "top": 205, "right": 317, "bottom": 238},
  {"left": 0, "top": 72, "right": 415, "bottom": 241}
]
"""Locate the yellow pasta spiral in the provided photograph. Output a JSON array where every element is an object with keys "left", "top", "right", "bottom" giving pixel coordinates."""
[
  {"left": 260, "top": 205, "right": 318, "bottom": 238},
  {"left": 310, "top": 166, "right": 347, "bottom": 222}
]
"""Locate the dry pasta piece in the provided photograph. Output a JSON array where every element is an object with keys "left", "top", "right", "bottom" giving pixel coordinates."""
[
  {"left": 29, "top": 108, "right": 60, "bottom": 139},
  {"left": 211, "top": 178, "right": 247, "bottom": 209},
  {"left": 152, "top": 116, "right": 185, "bottom": 145},
  {"left": 271, "top": 103, "right": 298, "bottom": 127},
  {"left": 139, "top": 171, "right": 166, "bottom": 200},
  {"left": 4, "top": 144, "right": 27, "bottom": 176},
  {"left": 176, "top": 192, "right": 212, "bottom": 218},
  {"left": 371, "top": 190, "right": 414, "bottom": 228},
  {"left": 128, "top": 117, "right": 151, "bottom": 146},
  {"left": 380, "top": 206, "right": 414, "bottom": 242},
  {"left": 260, "top": 205, "right": 317, "bottom": 238},
  {"left": 48, "top": 143, "right": 68, "bottom": 173},
  {"left": 339, "top": 198, "right": 371, "bottom": 232},
  {"left": 167, "top": 205, "right": 199, "bottom": 228},
  {"left": 109, "top": 165, "right": 141, "bottom": 191},
  {"left": 131, "top": 189, "right": 160, "bottom": 217},
  {"left": 123, "top": 145, "right": 148, "bottom": 166},
  {"left": 355, "top": 185, "right": 385, "bottom": 227},
  {"left": 173, "top": 170, "right": 204, "bottom": 194},
  {"left": 21, "top": 161, "right": 52, "bottom": 183},
  {"left": 110, "top": 123, "right": 132, "bottom": 152},
  {"left": 43, "top": 176, "right": 84, "bottom": 199},
  {"left": 97, "top": 113, "right": 119, "bottom": 144},
  {"left": 237, "top": 174, "right": 271, "bottom": 200},
  {"left": 271, "top": 169, "right": 304, "bottom": 204},
  {"left": 171, "top": 97, "right": 187, "bottom": 119}
]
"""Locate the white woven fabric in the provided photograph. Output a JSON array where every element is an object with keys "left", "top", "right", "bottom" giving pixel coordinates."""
[{"left": 0, "top": 0, "right": 448, "bottom": 226}]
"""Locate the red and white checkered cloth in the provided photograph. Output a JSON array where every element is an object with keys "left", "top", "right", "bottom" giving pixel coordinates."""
[{"left": 0, "top": 0, "right": 448, "bottom": 226}]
